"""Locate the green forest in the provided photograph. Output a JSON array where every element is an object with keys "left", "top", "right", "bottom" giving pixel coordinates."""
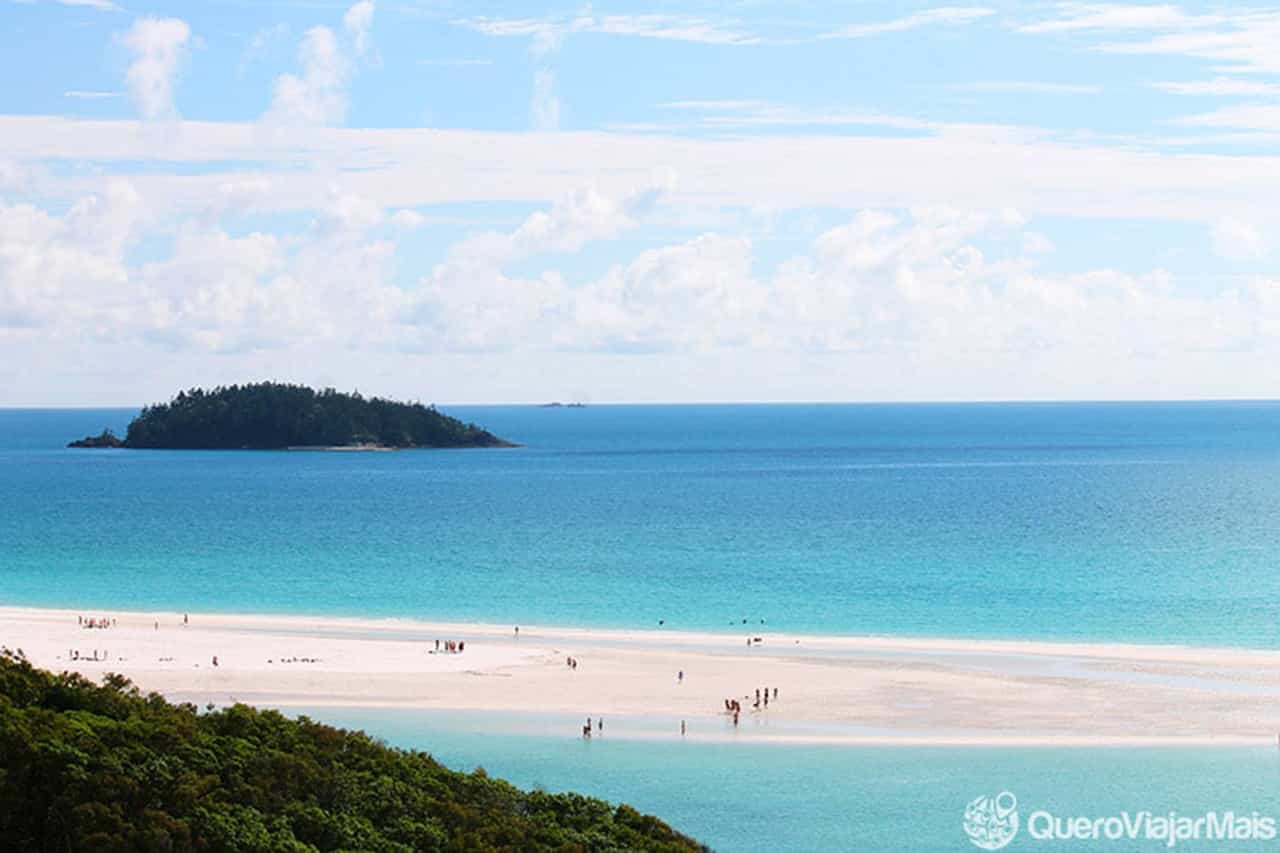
[
  {"left": 0, "top": 650, "right": 703, "bottom": 852},
  {"left": 69, "top": 383, "right": 514, "bottom": 450}
]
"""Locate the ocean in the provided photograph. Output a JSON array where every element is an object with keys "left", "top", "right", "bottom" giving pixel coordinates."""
[
  {"left": 6, "top": 401, "right": 1280, "bottom": 851},
  {"left": 4, "top": 401, "right": 1280, "bottom": 646}
]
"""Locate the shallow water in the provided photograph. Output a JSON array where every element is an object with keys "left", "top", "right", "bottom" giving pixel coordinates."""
[{"left": 306, "top": 706, "right": 1280, "bottom": 852}]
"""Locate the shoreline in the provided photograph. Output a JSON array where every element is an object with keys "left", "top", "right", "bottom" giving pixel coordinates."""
[
  {"left": 5, "top": 603, "right": 1278, "bottom": 662},
  {"left": 7, "top": 604, "right": 1280, "bottom": 748}
]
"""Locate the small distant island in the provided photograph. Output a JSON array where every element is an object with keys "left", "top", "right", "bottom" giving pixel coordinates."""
[
  {"left": 69, "top": 383, "right": 516, "bottom": 450},
  {"left": 540, "top": 401, "right": 587, "bottom": 408},
  {"left": 67, "top": 428, "right": 125, "bottom": 448}
]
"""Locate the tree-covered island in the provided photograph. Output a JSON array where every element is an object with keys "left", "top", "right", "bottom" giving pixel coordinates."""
[
  {"left": 0, "top": 650, "right": 703, "bottom": 852},
  {"left": 68, "top": 383, "right": 515, "bottom": 450}
]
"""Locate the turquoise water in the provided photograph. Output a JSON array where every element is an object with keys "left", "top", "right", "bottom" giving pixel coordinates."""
[
  {"left": 5, "top": 402, "right": 1280, "bottom": 646},
  {"left": 306, "top": 707, "right": 1280, "bottom": 852},
  {"left": 9, "top": 402, "right": 1280, "bottom": 850}
]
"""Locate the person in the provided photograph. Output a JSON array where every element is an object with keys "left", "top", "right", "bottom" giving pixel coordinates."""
[
  {"left": 678, "top": 670, "right": 684, "bottom": 684},
  {"left": 515, "top": 625, "right": 519, "bottom": 638},
  {"left": 459, "top": 641, "right": 465, "bottom": 652},
  {"left": 733, "top": 710, "right": 739, "bottom": 727},
  {"left": 183, "top": 613, "right": 189, "bottom": 626},
  {"left": 154, "top": 621, "right": 158, "bottom": 631},
  {"left": 597, "top": 718, "right": 603, "bottom": 733},
  {"left": 681, "top": 720, "right": 686, "bottom": 736},
  {"left": 763, "top": 690, "right": 769, "bottom": 708},
  {"left": 435, "top": 639, "right": 440, "bottom": 652},
  {"left": 773, "top": 687, "right": 778, "bottom": 700},
  {"left": 212, "top": 655, "right": 218, "bottom": 667}
]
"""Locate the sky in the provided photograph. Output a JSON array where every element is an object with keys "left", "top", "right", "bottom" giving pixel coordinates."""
[{"left": 3, "top": 1, "right": 1280, "bottom": 405}]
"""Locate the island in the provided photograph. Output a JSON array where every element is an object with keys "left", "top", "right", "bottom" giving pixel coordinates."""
[
  {"left": 0, "top": 650, "right": 702, "bottom": 852},
  {"left": 68, "top": 383, "right": 516, "bottom": 450},
  {"left": 67, "top": 428, "right": 125, "bottom": 448}
]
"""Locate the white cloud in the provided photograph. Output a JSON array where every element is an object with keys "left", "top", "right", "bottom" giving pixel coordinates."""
[
  {"left": 398, "top": 201, "right": 1274, "bottom": 371},
  {"left": 1018, "top": 5, "right": 1280, "bottom": 75},
  {"left": 26, "top": 0, "right": 121, "bottom": 10},
  {"left": 265, "top": 2, "right": 375, "bottom": 127},
  {"left": 532, "top": 69, "right": 560, "bottom": 131},
  {"left": 389, "top": 209, "right": 427, "bottom": 228},
  {"left": 1173, "top": 104, "right": 1280, "bottom": 133},
  {"left": 823, "top": 7, "right": 995, "bottom": 40},
  {"left": 953, "top": 81, "right": 1102, "bottom": 95},
  {"left": 343, "top": 0, "right": 375, "bottom": 57},
  {"left": 1016, "top": 4, "right": 1214, "bottom": 34},
  {"left": 267, "top": 26, "right": 349, "bottom": 125},
  {"left": 458, "top": 11, "right": 761, "bottom": 50},
  {"left": 64, "top": 90, "right": 123, "bottom": 100},
  {"left": 9, "top": 115, "right": 1280, "bottom": 226},
  {"left": 1154, "top": 78, "right": 1280, "bottom": 97},
  {"left": 0, "top": 180, "right": 141, "bottom": 330},
  {"left": 1211, "top": 219, "right": 1270, "bottom": 262},
  {"left": 6, "top": 178, "right": 1280, "bottom": 402},
  {"left": 121, "top": 17, "right": 191, "bottom": 120}
]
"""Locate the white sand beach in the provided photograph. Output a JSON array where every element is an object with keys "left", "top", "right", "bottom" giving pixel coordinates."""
[{"left": 4, "top": 605, "right": 1280, "bottom": 746}]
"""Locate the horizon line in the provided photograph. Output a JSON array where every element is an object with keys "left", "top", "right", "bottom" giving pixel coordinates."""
[{"left": 5, "top": 396, "right": 1280, "bottom": 410}]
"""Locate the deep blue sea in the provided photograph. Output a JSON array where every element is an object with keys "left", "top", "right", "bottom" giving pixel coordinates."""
[
  {"left": 7, "top": 401, "right": 1280, "bottom": 851},
  {"left": 4, "top": 401, "right": 1280, "bottom": 646}
]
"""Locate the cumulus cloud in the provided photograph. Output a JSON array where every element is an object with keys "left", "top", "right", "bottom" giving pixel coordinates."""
[
  {"left": 0, "top": 180, "right": 142, "bottom": 330},
  {"left": 267, "top": 26, "right": 349, "bottom": 125},
  {"left": 5, "top": 176, "right": 1280, "bottom": 401},
  {"left": 1211, "top": 219, "right": 1270, "bottom": 262},
  {"left": 266, "top": 2, "right": 373, "bottom": 126},
  {"left": 121, "top": 17, "right": 191, "bottom": 120},
  {"left": 343, "top": 0, "right": 375, "bottom": 57}
]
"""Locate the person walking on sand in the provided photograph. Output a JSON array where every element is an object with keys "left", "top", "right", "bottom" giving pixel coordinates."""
[
  {"left": 678, "top": 670, "right": 684, "bottom": 684},
  {"left": 515, "top": 625, "right": 519, "bottom": 638},
  {"left": 184, "top": 613, "right": 189, "bottom": 626},
  {"left": 681, "top": 720, "right": 686, "bottom": 737}
]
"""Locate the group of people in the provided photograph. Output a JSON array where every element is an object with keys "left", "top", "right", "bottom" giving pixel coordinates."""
[
  {"left": 434, "top": 639, "right": 465, "bottom": 653},
  {"left": 77, "top": 615, "right": 115, "bottom": 630},
  {"left": 68, "top": 648, "right": 107, "bottom": 661},
  {"left": 582, "top": 716, "right": 604, "bottom": 738},
  {"left": 565, "top": 656, "right": 579, "bottom": 670},
  {"left": 722, "top": 687, "right": 779, "bottom": 725}
]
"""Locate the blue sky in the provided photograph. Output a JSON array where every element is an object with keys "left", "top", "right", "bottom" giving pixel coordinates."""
[{"left": 3, "top": 1, "right": 1280, "bottom": 404}]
